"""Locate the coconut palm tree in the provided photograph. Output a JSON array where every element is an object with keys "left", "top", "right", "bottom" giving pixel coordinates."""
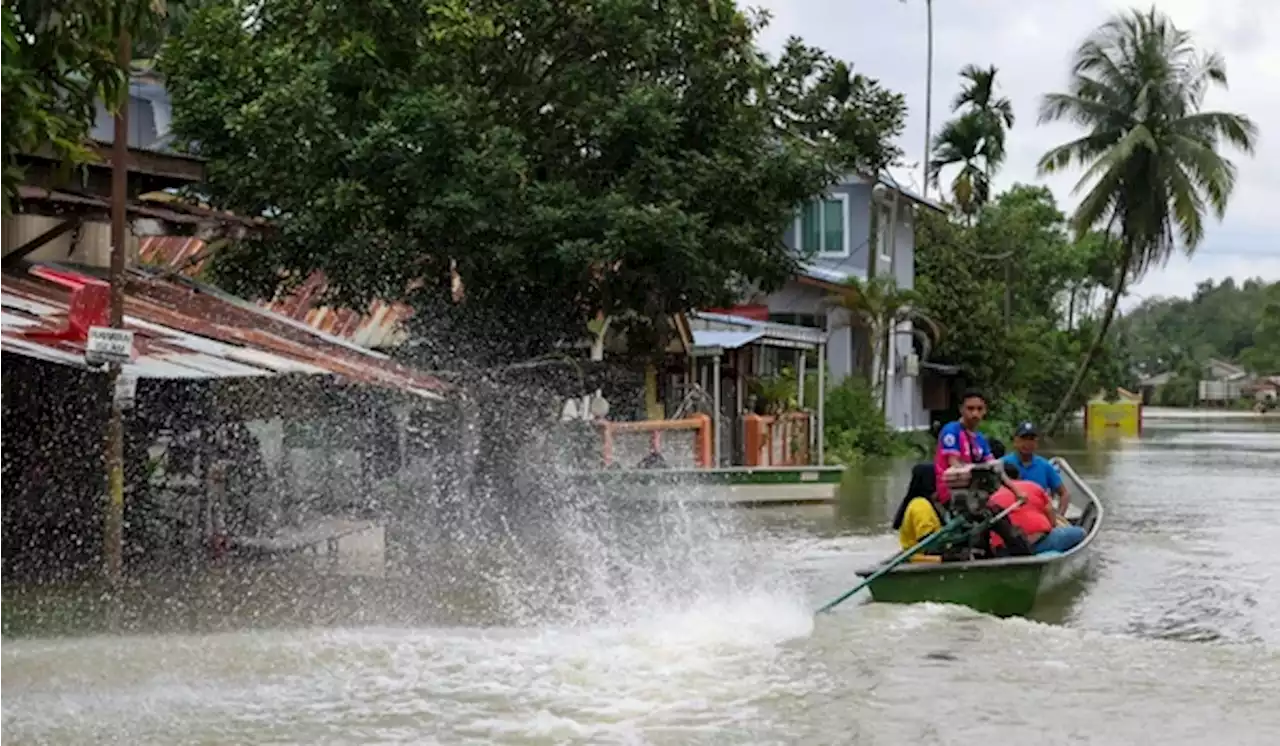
[
  {"left": 823, "top": 275, "right": 942, "bottom": 417},
  {"left": 928, "top": 112, "right": 990, "bottom": 222},
  {"left": 1037, "top": 7, "right": 1257, "bottom": 434},
  {"left": 951, "top": 64, "right": 1016, "bottom": 176}
]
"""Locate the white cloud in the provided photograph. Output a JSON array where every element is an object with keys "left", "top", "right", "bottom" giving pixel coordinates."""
[{"left": 750, "top": 0, "right": 1280, "bottom": 303}]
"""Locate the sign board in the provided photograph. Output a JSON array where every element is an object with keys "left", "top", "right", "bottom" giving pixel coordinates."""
[
  {"left": 86, "top": 326, "right": 135, "bottom": 365},
  {"left": 114, "top": 373, "right": 138, "bottom": 410}
]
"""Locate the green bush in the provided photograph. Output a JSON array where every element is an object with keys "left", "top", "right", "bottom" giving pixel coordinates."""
[
  {"left": 755, "top": 369, "right": 913, "bottom": 465},
  {"left": 822, "top": 377, "right": 908, "bottom": 464}
]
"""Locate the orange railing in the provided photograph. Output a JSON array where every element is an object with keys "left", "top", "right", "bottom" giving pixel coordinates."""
[
  {"left": 598, "top": 414, "right": 714, "bottom": 468},
  {"left": 743, "top": 412, "right": 812, "bottom": 466}
]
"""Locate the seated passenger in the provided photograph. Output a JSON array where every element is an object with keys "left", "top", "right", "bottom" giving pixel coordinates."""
[
  {"left": 1002, "top": 421, "right": 1071, "bottom": 515},
  {"left": 988, "top": 464, "right": 1086, "bottom": 555},
  {"left": 892, "top": 464, "right": 945, "bottom": 563}
]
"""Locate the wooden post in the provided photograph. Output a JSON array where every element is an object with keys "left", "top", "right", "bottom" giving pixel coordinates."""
[
  {"left": 797, "top": 348, "right": 807, "bottom": 409},
  {"left": 712, "top": 353, "right": 722, "bottom": 467},
  {"left": 104, "top": 28, "right": 131, "bottom": 585},
  {"left": 601, "top": 422, "right": 615, "bottom": 466},
  {"left": 817, "top": 340, "right": 826, "bottom": 466}
]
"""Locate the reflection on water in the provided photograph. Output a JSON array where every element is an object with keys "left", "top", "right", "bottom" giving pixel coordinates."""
[{"left": 4, "top": 415, "right": 1280, "bottom": 744}]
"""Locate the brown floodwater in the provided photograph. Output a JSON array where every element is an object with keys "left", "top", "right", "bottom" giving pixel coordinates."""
[{"left": 3, "top": 410, "right": 1278, "bottom": 744}]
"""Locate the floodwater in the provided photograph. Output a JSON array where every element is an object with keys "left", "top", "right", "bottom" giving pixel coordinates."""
[{"left": 4, "top": 411, "right": 1280, "bottom": 745}]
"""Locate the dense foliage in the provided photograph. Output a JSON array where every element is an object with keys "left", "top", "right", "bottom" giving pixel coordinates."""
[
  {"left": 162, "top": 0, "right": 906, "bottom": 368},
  {"left": 1114, "top": 278, "right": 1280, "bottom": 392},
  {"left": 1, "top": 0, "right": 165, "bottom": 211},
  {"left": 915, "top": 184, "right": 1129, "bottom": 434}
]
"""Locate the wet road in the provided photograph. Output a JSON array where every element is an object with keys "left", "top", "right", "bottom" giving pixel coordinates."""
[{"left": 4, "top": 413, "right": 1279, "bottom": 744}]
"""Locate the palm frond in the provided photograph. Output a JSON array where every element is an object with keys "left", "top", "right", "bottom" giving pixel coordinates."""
[{"left": 1038, "top": 5, "right": 1256, "bottom": 267}]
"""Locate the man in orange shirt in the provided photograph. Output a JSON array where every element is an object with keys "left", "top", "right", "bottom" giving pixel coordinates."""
[{"left": 988, "top": 463, "right": 1085, "bottom": 555}]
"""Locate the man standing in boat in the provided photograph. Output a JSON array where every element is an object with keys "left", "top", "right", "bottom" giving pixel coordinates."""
[
  {"left": 1002, "top": 421, "right": 1071, "bottom": 515},
  {"left": 934, "top": 390, "right": 998, "bottom": 505}
]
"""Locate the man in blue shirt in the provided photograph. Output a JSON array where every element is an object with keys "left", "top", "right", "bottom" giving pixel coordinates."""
[
  {"left": 934, "top": 390, "right": 996, "bottom": 505},
  {"left": 1001, "top": 421, "right": 1070, "bottom": 514}
]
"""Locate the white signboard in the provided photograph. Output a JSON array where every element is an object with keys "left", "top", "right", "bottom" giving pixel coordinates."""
[
  {"left": 115, "top": 373, "right": 138, "bottom": 410},
  {"left": 86, "top": 326, "right": 135, "bottom": 365}
]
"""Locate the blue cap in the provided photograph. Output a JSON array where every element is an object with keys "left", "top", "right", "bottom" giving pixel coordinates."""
[{"left": 1014, "top": 421, "right": 1038, "bottom": 437}]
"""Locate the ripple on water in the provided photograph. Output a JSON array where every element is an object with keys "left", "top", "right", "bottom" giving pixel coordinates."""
[{"left": 7, "top": 600, "right": 1279, "bottom": 745}]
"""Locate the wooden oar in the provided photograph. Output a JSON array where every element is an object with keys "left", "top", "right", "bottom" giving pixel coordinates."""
[{"left": 814, "top": 515, "right": 968, "bottom": 615}]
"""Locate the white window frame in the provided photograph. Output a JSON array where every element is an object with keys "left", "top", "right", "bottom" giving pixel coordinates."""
[
  {"left": 878, "top": 206, "right": 893, "bottom": 266},
  {"left": 794, "top": 192, "right": 851, "bottom": 258}
]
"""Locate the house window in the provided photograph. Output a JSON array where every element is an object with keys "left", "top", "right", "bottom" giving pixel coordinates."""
[
  {"left": 796, "top": 193, "right": 849, "bottom": 257},
  {"left": 878, "top": 206, "right": 893, "bottom": 266}
]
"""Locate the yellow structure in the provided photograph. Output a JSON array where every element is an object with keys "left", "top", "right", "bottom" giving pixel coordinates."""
[{"left": 1084, "top": 392, "right": 1142, "bottom": 437}]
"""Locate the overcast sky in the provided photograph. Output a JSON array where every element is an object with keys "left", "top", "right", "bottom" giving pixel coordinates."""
[{"left": 752, "top": 0, "right": 1278, "bottom": 307}]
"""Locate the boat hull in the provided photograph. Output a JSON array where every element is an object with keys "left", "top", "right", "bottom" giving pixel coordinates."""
[{"left": 864, "top": 548, "right": 1092, "bottom": 617}]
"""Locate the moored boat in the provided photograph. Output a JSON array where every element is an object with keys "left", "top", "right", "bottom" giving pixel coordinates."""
[
  {"left": 853, "top": 457, "right": 1103, "bottom": 617},
  {"left": 564, "top": 465, "right": 847, "bottom": 506}
]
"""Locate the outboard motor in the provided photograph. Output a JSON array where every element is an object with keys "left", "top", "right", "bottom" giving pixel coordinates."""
[{"left": 943, "top": 460, "right": 1004, "bottom": 520}]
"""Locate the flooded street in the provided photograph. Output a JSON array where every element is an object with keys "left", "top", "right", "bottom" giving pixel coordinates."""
[{"left": 5, "top": 413, "right": 1280, "bottom": 745}]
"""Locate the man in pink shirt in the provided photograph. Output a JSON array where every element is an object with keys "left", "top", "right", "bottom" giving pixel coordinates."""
[{"left": 934, "top": 390, "right": 997, "bottom": 504}]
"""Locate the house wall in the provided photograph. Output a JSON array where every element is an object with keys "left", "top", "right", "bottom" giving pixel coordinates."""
[
  {"left": 765, "top": 281, "right": 855, "bottom": 382},
  {"left": 769, "top": 176, "right": 929, "bottom": 430},
  {"left": 781, "top": 183, "right": 874, "bottom": 280}
]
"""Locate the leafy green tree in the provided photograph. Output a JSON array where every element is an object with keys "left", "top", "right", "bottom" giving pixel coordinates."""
[
  {"left": 1036, "top": 7, "right": 1258, "bottom": 434},
  {"left": 163, "top": 0, "right": 906, "bottom": 370},
  {"left": 914, "top": 208, "right": 1009, "bottom": 387},
  {"left": 2, "top": 0, "right": 166, "bottom": 211},
  {"left": 132, "top": 0, "right": 207, "bottom": 62},
  {"left": 1119, "top": 278, "right": 1280, "bottom": 377},
  {"left": 914, "top": 184, "right": 1129, "bottom": 424},
  {"left": 972, "top": 185, "right": 1075, "bottom": 321},
  {"left": 1239, "top": 296, "right": 1280, "bottom": 374}
]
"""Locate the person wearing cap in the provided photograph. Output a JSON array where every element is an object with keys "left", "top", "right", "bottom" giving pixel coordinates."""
[
  {"left": 933, "top": 389, "right": 997, "bottom": 505},
  {"left": 1002, "top": 421, "right": 1070, "bottom": 515}
]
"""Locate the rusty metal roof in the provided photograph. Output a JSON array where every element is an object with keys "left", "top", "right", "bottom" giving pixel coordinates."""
[
  {"left": 138, "top": 236, "right": 413, "bottom": 350},
  {"left": 1, "top": 264, "right": 447, "bottom": 400}
]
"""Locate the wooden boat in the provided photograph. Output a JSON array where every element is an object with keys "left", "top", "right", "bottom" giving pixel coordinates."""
[
  {"left": 564, "top": 465, "right": 847, "bottom": 506},
  {"left": 853, "top": 457, "right": 1103, "bottom": 617}
]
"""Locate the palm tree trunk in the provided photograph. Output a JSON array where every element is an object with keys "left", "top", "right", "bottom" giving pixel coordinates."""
[
  {"left": 880, "top": 326, "right": 891, "bottom": 418},
  {"left": 1045, "top": 248, "right": 1130, "bottom": 435},
  {"left": 921, "top": 0, "right": 934, "bottom": 198}
]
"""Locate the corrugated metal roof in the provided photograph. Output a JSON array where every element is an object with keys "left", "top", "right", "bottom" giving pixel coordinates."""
[
  {"left": 799, "top": 262, "right": 864, "bottom": 285},
  {"left": 690, "top": 311, "right": 827, "bottom": 348},
  {"left": 138, "top": 236, "right": 413, "bottom": 350},
  {"left": 0, "top": 265, "right": 447, "bottom": 400},
  {"left": 692, "top": 330, "right": 765, "bottom": 350}
]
